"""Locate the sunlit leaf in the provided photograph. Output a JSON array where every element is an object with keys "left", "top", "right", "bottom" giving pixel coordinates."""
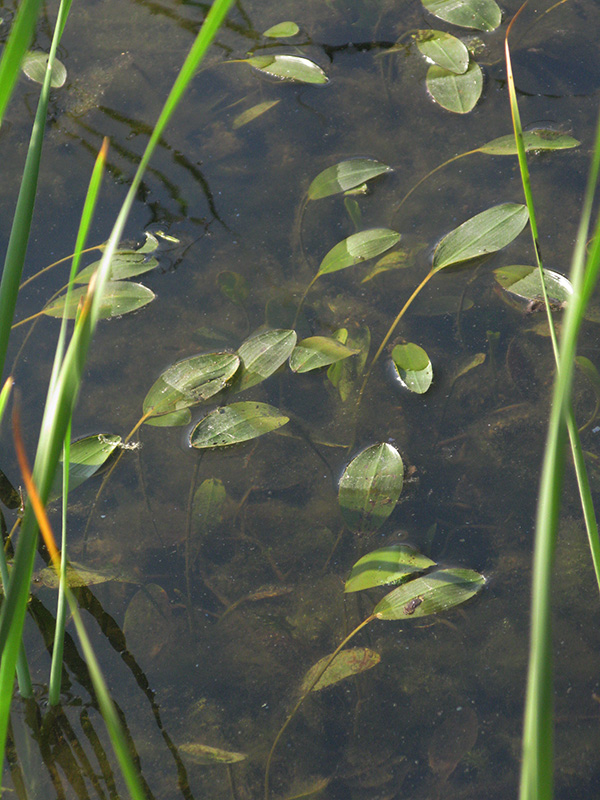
[
  {"left": 50, "top": 433, "right": 121, "bottom": 499},
  {"left": 143, "top": 353, "right": 240, "bottom": 420},
  {"left": 345, "top": 544, "right": 436, "bottom": 593},
  {"left": 124, "top": 584, "right": 174, "bottom": 661},
  {"left": 426, "top": 61, "right": 482, "bottom": 113},
  {"left": 327, "top": 325, "right": 370, "bottom": 402},
  {"left": 479, "top": 129, "right": 580, "bottom": 155},
  {"left": 145, "top": 409, "right": 192, "bottom": 427},
  {"left": 217, "top": 270, "right": 249, "bottom": 305},
  {"left": 137, "top": 231, "right": 160, "bottom": 253},
  {"left": 493, "top": 265, "right": 572, "bottom": 304},
  {"left": 35, "top": 561, "right": 139, "bottom": 589},
  {"left": 232, "top": 99, "right": 280, "bottom": 129},
  {"left": 263, "top": 21, "right": 299, "bottom": 38},
  {"left": 416, "top": 30, "right": 469, "bottom": 74},
  {"left": 76, "top": 251, "right": 159, "bottom": 282},
  {"left": 22, "top": 50, "right": 66, "bottom": 87},
  {"left": 308, "top": 159, "right": 393, "bottom": 200},
  {"left": 318, "top": 229, "right": 400, "bottom": 276},
  {"left": 373, "top": 567, "right": 485, "bottom": 620},
  {"left": 244, "top": 55, "right": 327, "bottom": 84},
  {"left": 289, "top": 336, "right": 359, "bottom": 373},
  {"left": 189, "top": 402, "right": 289, "bottom": 449},
  {"left": 391, "top": 343, "right": 433, "bottom": 394},
  {"left": 421, "top": 0, "right": 501, "bottom": 31},
  {"left": 235, "top": 329, "right": 297, "bottom": 391},
  {"left": 179, "top": 742, "right": 247, "bottom": 765},
  {"left": 432, "top": 204, "right": 529, "bottom": 271},
  {"left": 301, "top": 647, "right": 381, "bottom": 693},
  {"left": 43, "top": 281, "right": 155, "bottom": 319},
  {"left": 339, "top": 443, "right": 404, "bottom": 534}
]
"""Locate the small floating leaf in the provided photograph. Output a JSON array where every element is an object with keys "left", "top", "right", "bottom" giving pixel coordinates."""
[
  {"left": 217, "top": 270, "right": 249, "bottom": 306},
  {"left": 35, "top": 561, "right": 139, "bottom": 589},
  {"left": 22, "top": 50, "right": 67, "bottom": 87},
  {"left": 289, "top": 336, "right": 359, "bottom": 373},
  {"left": 493, "top": 265, "right": 572, "bottom": 304},
  {"left": 426, "top": 61, "right": 482, "bottom": 114},
  {"left": 339, "top": 443, "right": 404, "bottom": 534},
  {"left": 301, "top": 647, "right": 381, "bottom": 693},
  {"left": 391, "top": 343, "right": 433, "bottom": 394},
  {"left": 235, "top": 329, "right": 297, "bottom": 391},
  {"left": 179, "top": 743, "right": 247, "bottom": 765},
  {"left": 189, "top": 402, "right": 289, "bottom": 449},
  {"left": 76, "top": 251, "right": 159, "bottom": 283},
  {"left": 318, "top": 229, "right": 400, "bottom": 276},
  {"left": 263, "top": 21, "right": 299, "bottom": 38},
  {"left": 308, "top": 159, "right": 393, "bottom": 200},
  {"left": 421, "top": 0, "right": 501, "bottom": 32},
  {"left": 51, "top": 433, "right": 122, "bottom": 499},
  {"left": 244, "top": 55, "right": 327, "bottom": 84},
  {"left": 345, "top": 544, "right": 436, "bottom": 593},
  {"left": 374, "top": 567, "right": 485, "bottom": 620},
  {"left": 432, "top": 204, "right": 529, "bottom": 271},
  {"left": 143, "top": 353, "right": 240, "bottom": 420},
  {"left": 43, "top": 281, "right": 155, "bottom": 319},
  {"left": 232, "top": 99, "right": 280, "bottom": 129},
  {"left": 416, "top": 30, "right": 469, "bottom": 74},
  {"left": 479, "top": 129, "right": 580, "bottom": 155}
]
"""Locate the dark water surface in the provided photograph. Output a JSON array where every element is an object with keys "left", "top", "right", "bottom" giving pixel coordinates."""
[{"left": 3, "top": 0, "right": 600, "bottom": 798}]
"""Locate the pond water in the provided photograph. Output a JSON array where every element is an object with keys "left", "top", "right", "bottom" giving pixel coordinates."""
[{"left": 3, "top": 0, "right": 600, "bottom": 798}]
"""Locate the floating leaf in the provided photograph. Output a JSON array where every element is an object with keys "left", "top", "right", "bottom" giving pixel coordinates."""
[
  {"left": 232, "top": 99, "right": 280, "bottom": 129},
  {"left": 301, "top": 647, "right": 381, "bottom": 693},
  {"left": 479, "top": 129, "right": 580, "bottom": 155},
  {"left": 217, "top": 270, "right": 249, "bottom": 305},
  {"left": 289, "top": 336, "right": 359, "bottom": 373},
  {"left": 50, "top": 433, "right": 122, "bottom": 499},
  {"left": 416, "top": 30, "right": 469, "bottom": 74},
  {"left": 421, "top": 0, "right": 501, "bottom": 32},
  {"left": 426, "top": 61, "right": 482, "bottom": 113},
  {"left": 373, "top": 567, "right": 485, "bottom": 620},
  {"left": 244, "top": 55, "right": 327, "bottom": 84},
  {"left": 345, "top": 544, "right": 436, "bottom": 593},
  {"left": 432, "top": 204, "right": 528, "bottom": 271},
  {"left": 43, "top": 281, "right": 155, "bottom": 319},
  {"left": 327, "top": 325, "right": 370, "bottom": 402},
  {"left": 318, "top": 229, "right": 400, "bottom": 276},
  {"left": 235, "top": 329, "right": 297, "bottom": 391},
  {"left": 189, "top": 402, "right": 289, "bottom": 449},
  {"left": 339, "top": 443, "right": 404, "bottom": 534},
  {"left": 179, "top": 742, "right": 247, "bottom": 765},
  {"left": 22, "top": 50, "right": 67, "bottom": 87},
  {"left": 145, "top": 409, "right": 192, "bottom": 427},
  {"left": 124, "top": 584, "right": 174, "bottom": 661},
  {"left": 391, "top": 343, "right": 433, "bottom": 394},
  {"left": 76, "top": 251, "right": 159, "bottom": 283},
  {"left": 263, "top": 21, "right": 299, "bottom": 38},
  {"left": 137, "top": 232, "right": 160, "bottom": 253},
  {"left": 493, "top": 265, "right": 572, "bottom": 304},
  {"left": 143, "top": 353, "right": 240, "bottom": 420},
  {"left": 308, "top": 159, "right": 393, "bottom": 200},
  {"left": 35, "top": 561, "right": 139, "bottom": 589}
]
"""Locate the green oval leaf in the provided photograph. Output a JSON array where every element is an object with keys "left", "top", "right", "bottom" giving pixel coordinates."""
[
  {"left": 421, "top": 0, "right": 501, "bottom": 32},
  {"left": 373, "top": 567, "right": 486, "bottom": 620},
  {"left": 144, "top": 409, "right": 192, "bottom": 428},
  {"left": 289, "top": 336, "right": 359, "bottom": 373},
  {"left": 143, "top": 353, "right": 241, "bottom": 419},
  {"left": 338, "top": 443, "right": 404, "bottom": 534},
  {"left": 416, "top": 30, "right": 469, "bottom": 74},
  {"left": 189, "top": 402, "right": 289, "bottom": 449},
  {"left": 42, "top": 281, "right": 155, "bottom": 320},
  {"left": 327, "top": 325, "right": 371, "bottom": 402},
  {"left": 318, "top": 229, "right": 400, "bottom": 276},
  {"left": 345, "top": 545, "right": 436, "bottom": 593},
  {"left": 76, "top": 251, "right": 159, "bottom": 283},
  {"left": 179, "top": 743, "right": 247, "bottom": 765},
  {"left": 51, "top": 433, "right": 122, "bottom": 499},
  {"left": 479, "top": 129, "right": 580, "bottom": 155},
  {"left": 232, "top": 100, "right": 280, "bottom": 129},
  {"left": 244, "top": 55, "right": 328, "bottom": 84},
  {"left": 426, "top": 61, "right": 482, "bottom": 113},
  {"left": 308, "top": 159, "right": 393, "bottom": 200},
  {"left": 391, "top": 343, "right": 433, "bottom": 394},
  {"left": 192, "top": 478, "right": 226, "bottom": 540},
  {"left": 263, "top": 21, "right": 299, "bottom": 38},
  {"left": 22, "top": 50, "right": 67, "bottom": 88},
  {"left": 235, "top": 329, "right": 297, "bottom": 391},
  {"left": 432, "top": 203, "right": 529, "bottom": 271},
  {"left": 300, "top": 647, "right": 381, "bottom": 693},
  {"left": 493, "top": 265, "right": 572, "bottom": 304}
]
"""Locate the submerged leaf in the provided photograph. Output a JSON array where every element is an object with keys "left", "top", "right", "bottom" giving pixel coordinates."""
[
  {"left": 43, "top": 282, "right": 155, "bottom": 319},
  {"left": 318, "top": 229, "right": 400, "bottom": 276},
  {"left": 421, "top": 0, "right": 501, "bottom": 32},
  {"left": 416, "top": 30, "right": 469, "bottom": 74},
  {"left": 124, "top": 584, "right": 174, "bottom": 661},
  {"left": 479, "top": 129, "right": 580, "bottom": 155},
  {"left": 35, "top": 561, "right": 139, "bottom": 589},
  {"left": 426, "top": 61, "right": 482, "bottom": 114},
  {"left": 339, "top": 443, "right": 404, "bottom": 534},
  {"left": 232, "top": 100, "right": 280, "bottom": 129},
  {"left": 345, "top": 544, "right": 436, "bottom": 593},
  {"left": 236, "top": 329, "right": 297, "bottom": 390},
  {"left": 244, "top": 55, "right": 328, "bottom": 84},
  {"left": 22, "top": 50, "right": 67, "bottom": 87},
  {"left": 289, "top": 336, "right": 359, "bottom": 373},
  {"left": 189, "top": 402, "right": 289, "bottom": 449},
  {"left": 301, "top": 647, "right": 381, "bottom": 693},
  {"left": 493, "top": 265, "right": 572, "bottom": 304},
  {"left": 391, "top": 343, "right": 433, "bottom": 394},
  {"left": 432, "top": 204, "right": 528, "bottom": 270},
  {"left": 308, "top": 159, "right": 392, "bottom": 200},
  {"left": 327, "top": 325, "right": 370, "bottom": 402},
  {"left": 180, "top": 742, "right": 247, "bottom": 765},
  {"left": 374, "top": 567, "right": 485, "bottom": 620},
  {"left": 217, "top": 270, "right": 249, "bottom": 305},
  {"left": 263, "top": 21, "right": 299, "bottom": 38},
  {"left": 192, "top": 478, "right": 226, "bottom": 555}
]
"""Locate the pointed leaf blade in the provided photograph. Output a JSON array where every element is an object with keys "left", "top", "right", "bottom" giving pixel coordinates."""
[
  {"left": 43, "top": 281, "right": 156, "bottom": 319},
  {"left": 235, "top": 329, "right": 297, "bottom": 391},
  {"left": 308, "top": 159, "right": 393, "bottom": 200},
  {"left": 373, "top": 568, "right": 486, "bottom": 620},
  {"left": 289, "top": 336, "right": 359, "bottom": 373},
  {"left": 180, "top": 743, "right": 247, "bottom": 765},
  {"left": 301, "top": 647, "right": 381, "bottom": 693},
  {"left": 262, "top": 21, "right": 299, "bottom": 38},
  {"left": 232, "top": 100, "right": 280, "bottom": 129},
  {"left": 479, "top": 129, "right": 580, "bottom": 155},
  {"left": 426, "top": 61, "right": 482, "bottom": 114},
  {"left": 244, "top": 55, "right": 327, "bottom": 84},
  {"left": 345, "top": 545, "right": 436, "bottom": 593},
  {"left": 493, "top": 265, "right": 572, "bottom": 304},
  {"left": 421, "top": 0, "right": 501, "bottom": 32},
  {"left": 318, "top": 229, "right": 400, "bottom": 276},
  {"left": 416, "top": 30, "right": 469, "bottom": 74},
  {"left": 51, "top": 433, "right": 122, "bottom": 499},
  {"left": 189, "top": 402, "right": 289, "bottom": 449}
]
